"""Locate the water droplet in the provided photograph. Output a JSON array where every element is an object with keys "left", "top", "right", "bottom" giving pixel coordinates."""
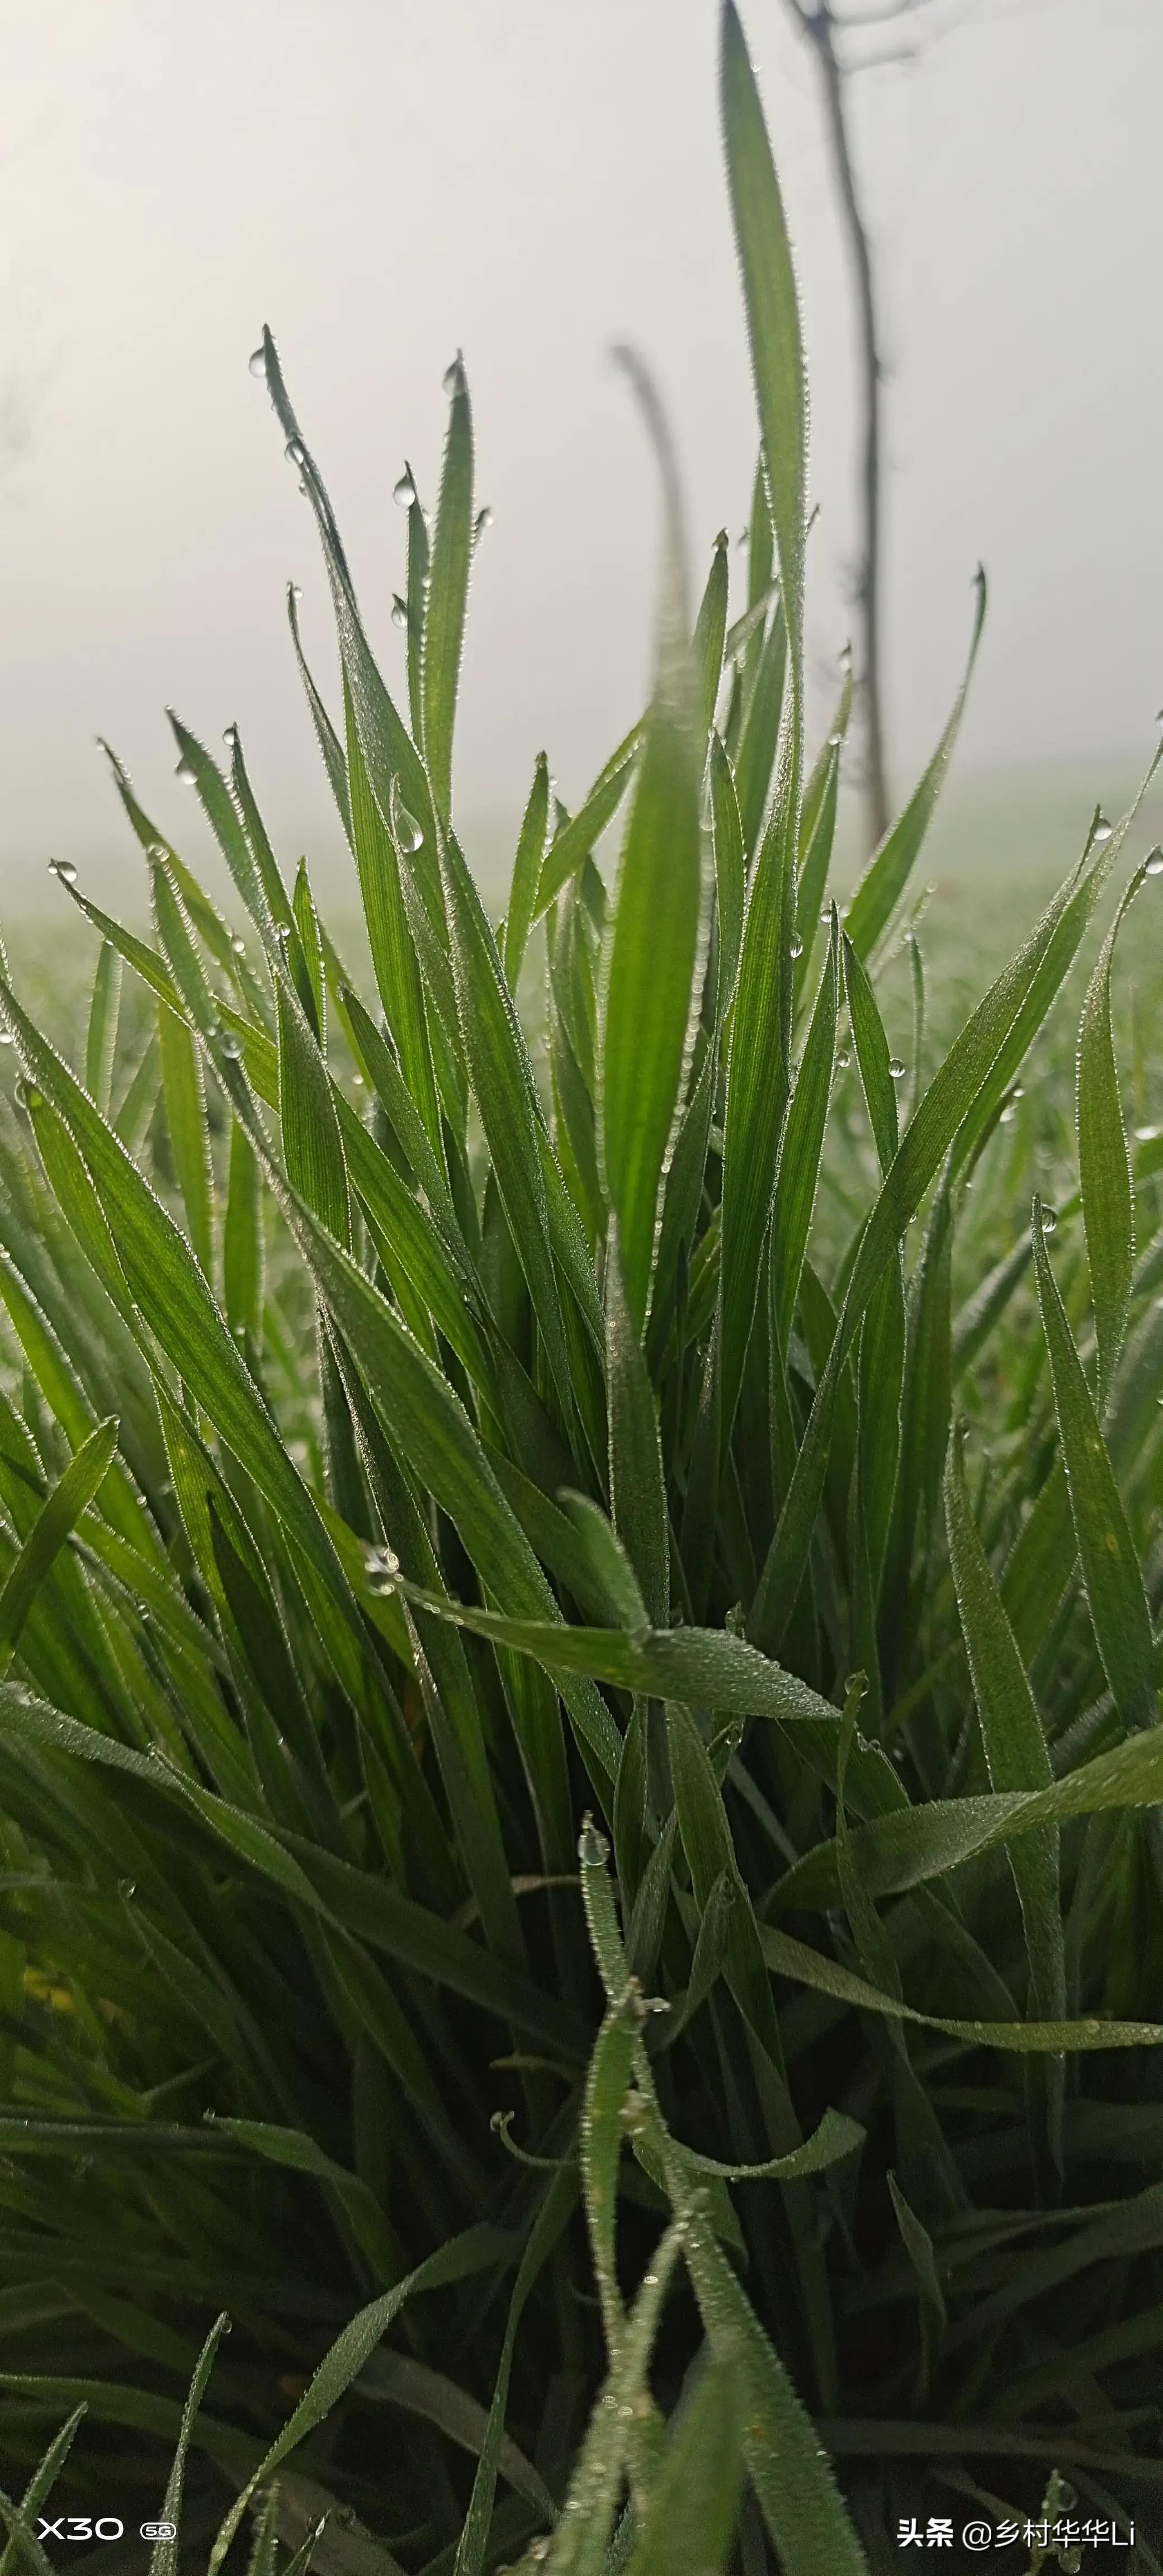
[
  {"left": 578, "top": 1816, "right": 610, "bottom": 1869},
  {"left": 284, "top": 435, "right": 306, "bottom": 467},
  {"left": 395, "top": 803, "right": 424, "bottom": 856},
  {"left": 835, "top": 1048, "right": 851, "bottom": 1071},
  {"left": 1093, "top": 816, "right": 1113, "bottom": 845},
  {"left": 248, "top": 345, "right": 267, "bottom": 378},
  {"left": 49, "top": 858, "right": 78, "bottom": 886},
  {"left": 117, "top": 1878, "right": 136, "bottom": 1900},
  {"left": 474, "top": 504, "right": 493, "bottom": 536},
  {"left": 1040, "top": 1205, "right": 1058, "bottom": 1234},
  {"left": 275, "top": 922, "right": 292, "bottom": 945},
  {"left": 175, "top": 756, "right": 197, "bottom": 785},
  {"left": 231, "top": 934, "right": 246, "bottom": 956},
  {"left": 789, "top": 935, "right": 803, "bottom": 960},
  {"left": 442, "top": 353, "right": 464, "bottom": 396},
  {"left": 219, "top": 1031, "right": 243, "bottom": 1061},
  {"left": 289, "top": 580, "right": 303, "bottom": 603},
  {"left": 1146, "top": 848, "right": 1163, "bottom": 877},
  {"left": 0, "top": 1031, "right": 11, "bottom": 1046},
  {"left": 827, "top": 730, "right": 843, "bottom": 747},
  {"left": 888, "top": 1058, "right": 906, "bottom": 1080},
  {"left": 1135, "top": 1123, "right": 1161, "bottom": 1142},
  {"left": 223, "top": 723, "right": 238, "bottom": 747},
  {"left": 393, "top": 468, "right": 417, "bottom": 510},
  {"left": 391, "top": 594, "right": 408, "bottom": 630},
  {"left": 999, "top": 1104, "right": 1016, "bottom": 1124},
  {"left": 14, "top": 1078, "right": 42, "bottom": 1114}
]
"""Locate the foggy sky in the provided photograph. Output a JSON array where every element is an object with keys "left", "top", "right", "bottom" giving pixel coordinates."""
[{"left": 2, "top": 0, "right": 1161, "bottom": 911}]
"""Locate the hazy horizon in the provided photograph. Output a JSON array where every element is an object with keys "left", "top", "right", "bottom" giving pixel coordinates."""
[{"left": 3, "top": 0, "right": 1161, "bottom": 913}]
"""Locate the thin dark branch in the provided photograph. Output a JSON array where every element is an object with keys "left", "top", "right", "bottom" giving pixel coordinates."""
[{"left": 778, "top": 0, "right": 890, "bottom": 845}]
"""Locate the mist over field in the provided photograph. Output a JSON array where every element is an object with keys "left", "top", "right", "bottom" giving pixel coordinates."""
[{"left": 3, "top": 0, "right": 1162, "bottom": 917}]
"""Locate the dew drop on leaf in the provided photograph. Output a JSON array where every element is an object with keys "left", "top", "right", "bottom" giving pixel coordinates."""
[
  {"left": 395, "top": 804, "right": 424, "bottom": 856},
  {"left": 789, "top": 935, "right": 803, "bottom": 959},
  {"left": 1040, "top": 1205, "right": 1058, "bottom": 1234},
  {"left": 248, "top": 345, "right": 266, "bottom": 378},
  {"left": 888, "top": 1058, "right": 906, "bottom": 1080},
  {"left": 175, "top": 757, "right": 197, "bottom": 785},
  {"left": 391, "top": 594, "right": 408, "bottom": 630},
  {"left": 393, "top": 469, "right": 417, "bottom": 510},
  {"left": 1145, "top": 848, "right": 1163, "bottom": 877}
]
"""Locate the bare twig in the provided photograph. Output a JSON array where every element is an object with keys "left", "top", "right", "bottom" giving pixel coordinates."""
[{"left": 776, "top": 0, "right": 982, "bottom": 850}]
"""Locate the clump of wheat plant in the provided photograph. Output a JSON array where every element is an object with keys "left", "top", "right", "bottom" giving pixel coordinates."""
[{"left": 1, "top": 5, "right": 1163, "bottom": 2570}]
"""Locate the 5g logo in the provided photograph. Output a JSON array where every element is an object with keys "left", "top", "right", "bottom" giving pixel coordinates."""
[{"left": 35, "top": 2522, "right": 143, "bottom": 2544}]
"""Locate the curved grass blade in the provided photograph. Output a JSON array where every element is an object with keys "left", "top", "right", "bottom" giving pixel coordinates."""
[
  {"left": 773, "top": 1721, "right": 1163, "bottom": 1912},
  {"left": 156, "top": 1002, "right": 214, "bottom": 1277},
  {"left": 749, "top": 837, "right": 1124, "bottom": 1651},
  {"left": 734, "top": 600, "right": 787, "bottom": 857},
  {"left": 0, "top": 2405, "right": 86, "bottom": 2576},
  {"left": 503, "top": 752, "right": 551, "bottom": 986},
  {"left": 276, "top": 978, "right": 351, "bottom": 1246},
  {"left": 257, "top": 330, "right": 439, "bottom": 877},
  {"left": 600, "top": 354, "right": 702, "bottom": 1334},
  {"left": 287, "top": 581, "right": 353, "bottom": 848},
  {"left": 149, "top": 2310, "right": 230, "bottom": 2576},
  {"left": 762, "top": 1918, "right": 1163, "bottom": 2055},
  {"left": 437, "top": 823, "right": 575, "bottom": 1413},
  {"left": 345, "top": 685, "right": 441, "bottom": 1150},
  {"left": 708, "top": 730, "right": 745, "bottom": 1020},
  {"left": 772, "top": 907, "right": 839, "bottom": 1346},
  {"left": 379, "top": 1572, "right": 848, "bottom": 1727},
  {"left": 694, "top": 527, "right": 730, "bottom": 741},
  {"left": 843, "top": 570, "right": 986, "bottom": 964},
  {"left": 424, "top": 355, "right": 474, "bottom": 817},
  {"left": 606, "top": 1225, "right": 669, "bottom": 1625},
  {"left": 1032, "top": 1199, "right": 1157, "bottom": 1735},
  {"left": 535, "top": 726, "right": 643, "bottom": 921},
  {"left": 84, "top": 941, "right": 121, "bottom": 1119},
  {"left": 623, "top": 2357, "right": 743, "bottom": 2576},
  {"left": 208, "top": 2229, "right": 508, "bottom": 2574},
  {"left": 453, "top": 2166, "right": 577, "bottom": 2576},
  {"left": 944, "top": 1423, "right": 1065, "bottom": 2181},
  {"left": 404, "top": 477, "right": 429, "bottom": 748},
  {"left": 223, "top": 1121, "right": 264, "bottom": 1344},
  {"left": 0, "top": 1418, "right": 119, "bottom": 1672},
  {"left": 720, "top": 1, "right": 806, "bottom": 671},
  {"left": 1077, "top": 861, "right": 1145, "bottom": 1396}
]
